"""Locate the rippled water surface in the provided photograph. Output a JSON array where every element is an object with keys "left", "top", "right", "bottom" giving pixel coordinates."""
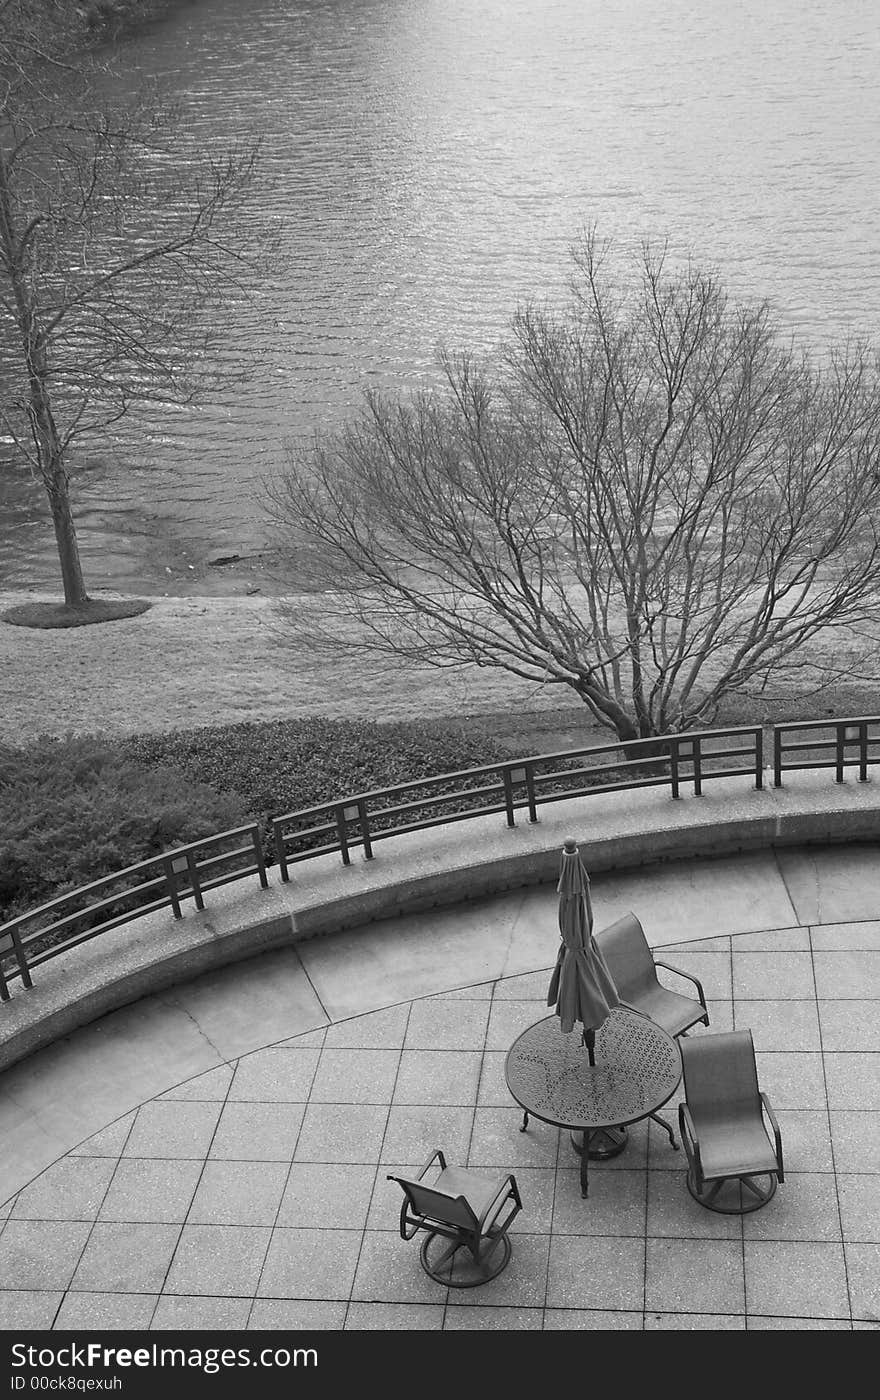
[{"left": 2, "top": 0, "right": 879, "bottom": 590}]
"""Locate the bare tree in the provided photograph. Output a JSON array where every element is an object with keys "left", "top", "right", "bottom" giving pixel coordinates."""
[
  {"left": 0, "top": 0, "right": 272, "bottom": 606},
  {"left": 266, "top": 233, "right": 880, "bottom": 742}
]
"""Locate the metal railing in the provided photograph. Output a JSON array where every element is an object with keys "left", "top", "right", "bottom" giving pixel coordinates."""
[{"left": 2, "top": 716, "right": 878, "bottom": 1001}]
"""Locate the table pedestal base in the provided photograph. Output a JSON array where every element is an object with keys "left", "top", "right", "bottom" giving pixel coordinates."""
[{"left": 570, "top": 1126, "right": 629, "bottom": 1161}]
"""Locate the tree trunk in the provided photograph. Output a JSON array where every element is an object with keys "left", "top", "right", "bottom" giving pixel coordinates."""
[{"left": 46, "top": 471, "right": 89, "bottom": 606}]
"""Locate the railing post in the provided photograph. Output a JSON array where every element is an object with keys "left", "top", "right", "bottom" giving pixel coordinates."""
[
  {"left": 773, "top": 728, "right": 783, "bottom": 787},
  {"left": 755, "top": 727, "right": 764, "bottom": 789},
  {"left": 273, "top": 820, "right": 290, "bottom": 883},
  {"left": 859, "top": 722, "right": 869, "bottom": 782},
  {"left": 502, "top": 766, "right": 518, "bottom": 828},
  {"left": 669, "top": 738, "right": 680, "bottom": 799},
  {"left": 0, "top": 924, "right": 33, "bottom": 995},
  {"left": 252, "top": 826, "right": 269, "bottom": 889},
  {"left": 335, "top": 805, "right": 352, "bottom": 865},
  {"left": 161, "top": 856, "right": 184, "bottom": 919},
  {"left": 524, "top": 762, "right": 538, "bottom": 824},
  {"left": 835, "top": 725, "right": 846, "bottom": 783},
  {"left": 186, "top": 850, "right": 205, "bottom": 912},
  {"left": 358, "top": 799, "right": 373, "bottom": 859},
  {"left": 692, "top": 737, "right": 702, "bottom": 797}
]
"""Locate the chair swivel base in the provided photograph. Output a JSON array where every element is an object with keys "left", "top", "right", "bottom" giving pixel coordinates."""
[
  {"left": 420, "top": 1231, "right": 512, "bottom": 1287},
  {"left": 686, "top": 1168, "right": 778, "bottom": 1214}
]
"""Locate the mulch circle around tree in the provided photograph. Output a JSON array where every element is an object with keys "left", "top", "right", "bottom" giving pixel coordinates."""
[{"left": 1, "top": 599, "right": 153, "bottom": 629}]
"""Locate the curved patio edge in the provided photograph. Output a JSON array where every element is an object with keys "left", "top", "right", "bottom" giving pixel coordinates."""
[{"left": 1, "top": 766, "right": 878, "bottom": 1074}]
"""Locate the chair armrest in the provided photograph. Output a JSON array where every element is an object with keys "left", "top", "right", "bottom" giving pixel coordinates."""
[
  {"left": 654, "top": 960, "right": 708, "bottom": 1011},
  {"left": 760, "top": 1093, "right": 784, "bottom": 1181},
  {"left": 416, "top": 1148, "right": 446, "bottom": 1180},
  {"left": 477, "top": 1174, "right": 522, "bottom": 1233},
  {"left": 678, "top": 1103, "right": 702, "bottom": 1177}
]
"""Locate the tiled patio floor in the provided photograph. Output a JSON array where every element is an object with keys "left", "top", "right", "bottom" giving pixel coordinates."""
[{"left": 1, "top": 917, "right": 877, "bottom": 1331}]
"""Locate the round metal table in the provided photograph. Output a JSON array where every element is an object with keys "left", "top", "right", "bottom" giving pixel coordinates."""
[{"left": 504, "top": 1009, "right": 682, "bottom": 1197}]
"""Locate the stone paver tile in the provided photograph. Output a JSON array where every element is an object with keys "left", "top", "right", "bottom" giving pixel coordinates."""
[
  {"left": 187, "top": 1162, "right": 289, "bottom": 1226},
  {"left": 813, "top": 951, "right": 880, "bottom": 999},
  {"left": 446, "top": 1234, "right": 549, "bottom": 1307},
  {"left": 164, "top": 1225, "right": 270, "bottom": 1297},
  {"left": 732, "top": 952, "right": 815, "bottom": 1000},
  {"left": 0, "top": 1292, "right": 61, "bottom": 1329},
  {"left": 748, "top": 1315, "right": 851, "bottom": 1329},
  {"left": 824, "top": 1054, "right": 880, "bottom": 1110},
  {"left": 543, "top": 1309, "right": 642, "bottom": 1329},
  {"left": 381, "top": 1106, "right": 472, "bottom": 1166},
  {"left": 774, "top": 1112, "right": 834, "bottom": 1173},
  {"left": 729, "top": 929, "right": 809, "bottom": 952},
  {"left": 493, "top": 970, "right": 556, "bottom": 1000},
  {"left": 350, "top": 1229, "right": 448, "bottom": 1305},
  {"left": 645, "top": 1312, "right": 745, "bottom": 1329},
  {"left": 819, "top": 1001, "right": 880, "bottom": 1051},
  {"left": 295, "top": 1104, "right": 389, "bottom": 1164},
  {"left": 393, "top": 1051, "right": 481, "bottom": 1106},
  {"left": 0, "top": 1221, "right": 91, "bottom": 1291},
  {"left": 744, "top": 1241, "right": 849, "bottom": 1321},
  {"left": 733, "top": 1000, "right": 820, "bottom": 1052},
  {"left": 837, "top": 1175, "right": 880, "bottom": 1243},
  {"left": 278, "top": 1163, "right": 377, "bottom": 1230},
  {"left": 741, "top": 1174, "right": 841, "bottom": 1242},
  {"left": 323, "top": 1006, "right": 410, "bottom": 1049},
  {"left": 159, "top": 1065, "right": 235, "bottom": 1101},
  {"left": 829, "top": 1112, "right": 880, "bottom": 1172},
  {"left": 124, "top": 1102, "right": 222, "bottom": 1159},
  {"left": 404, "top": 1000, "right": 490, "bottom": 1050},
  {"left": 247, "top": 1300, "right": 347, "bottom": 1329},
  {"left": 345, "top": 1303, "right": 444, "bottom": 1329},
  {"left": 702, "top": 999, "right": 734, "bottom": 1032},
  {"left": 476, "top": 1051, "right": 512, "bottom": 1107},
  {"left": 259, "top": 1228, "right": 361, "bottom": 1301},
  {"left": 552, "top": 1168, "right": 647, "bottom": 1237},
  {"left": 429, "top": 983, "right": 494, "bottom": 1001},
  {"left": 645, "top": 1239, "right": 745, "bottom": 1315},
  {"left": 646, "top": 1171, "right": 742, "bottom": 1240},
  {"left": 69, "top": 1115, "right": 134, "bottom": 1157},
  {"left": 71, "top": 1223, "right": 181, "bottom": 1294},
  {"left": 12, "top": 1158, "right": 116, "bottom": 1221},
  {"left": 485, "top": 1001, "right": 551, "bottom": 1051},
  {"left": 228, "top": 1048, "right": 321, "bottom": 1102},
  {"left": 150, "top": 1296, "right": 252, "bottom": 1329},
  {"left": 547, "top": 1236, "right": 645, "bottom": 1311},
  {"left": 99, "top": 1160, "right": 203, "bottom": 1224},
  {"left": 444, "top": 1306, "right": 543, "bottom": 1329},
  {"left": 811, "top": 921, "right": 880, "bottom": 951},
  {"left": 276, "top": 1027, "right": 328, "bottom": 1049},
  {"left": 468, "top": 1108, "right": 558, "bottom": 1169},
  {"left": 754, "top": 1053, "right": 826, "bottom": 1110},
  {"left": 210, "top": 1103, "right": 306, "bottom": 1161},
  {"left": 54, "top": 1293, "right": 157, "bottom": 1331},
  {"left": 844, "top": 1243, "right": 880, "bottom": 1323},
  {"left": 309, "top": 1049, "right": 401, "bottom": 1104}
]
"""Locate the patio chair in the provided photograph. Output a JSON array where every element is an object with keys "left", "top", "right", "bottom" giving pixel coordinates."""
[
  {"left": 594, "top": 912, "right": 710, "bottom": 1038},
  {"left": 387, "top": 1148, "right": 523, "bottom": 1286},
  {"left": 678, "top": 1029, "right": 784, "bottom": 1214}
]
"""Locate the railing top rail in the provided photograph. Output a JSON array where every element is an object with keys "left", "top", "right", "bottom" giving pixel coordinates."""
[
  {"left": 0, "top": 821, "right": 263, "bottom": 938},
  {"left": 774, "top": 715, "right": 880, "bottom": 734}
]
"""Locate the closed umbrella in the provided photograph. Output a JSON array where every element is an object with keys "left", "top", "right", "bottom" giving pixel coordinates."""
[{"left": 547, "top": 838, "right": 620, "bottom": 1064}]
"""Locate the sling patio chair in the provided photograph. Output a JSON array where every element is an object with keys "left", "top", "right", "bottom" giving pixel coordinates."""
[
  {"left": 678, "top": 1028, "right": 784, "bottom": 1214},
  {"left": 388, "top": 1148, "right": 523, "bottom": 1286},
  {"left": 594, "top": 912, "right": 710, "bottom": 1038}
]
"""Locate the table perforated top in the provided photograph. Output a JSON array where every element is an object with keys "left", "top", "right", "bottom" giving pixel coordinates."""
[{"left": 504, "top": 1009, "right": 682, "bottom": 1131}]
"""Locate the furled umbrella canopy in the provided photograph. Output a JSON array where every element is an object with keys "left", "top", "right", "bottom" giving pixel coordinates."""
[{"left": 547, "top": 838, "right": 620, "bottom": 1062}]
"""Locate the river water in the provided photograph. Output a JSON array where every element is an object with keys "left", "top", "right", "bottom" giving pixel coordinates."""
[{"left": 2, "top": 0, "right": 878, "bottom": 594}]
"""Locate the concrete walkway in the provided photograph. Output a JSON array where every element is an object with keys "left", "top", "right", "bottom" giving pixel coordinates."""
[{"left": 1, "top": 842, "right": 878, "bottom": 1330}]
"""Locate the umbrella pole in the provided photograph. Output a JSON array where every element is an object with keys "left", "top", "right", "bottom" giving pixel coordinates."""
[{"left": 583, "top": 1027, "right": 596, "bottom": 1066}]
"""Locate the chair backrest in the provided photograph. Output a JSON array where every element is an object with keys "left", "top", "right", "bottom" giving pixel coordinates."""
[
  {"left": 681, "top": 1029, "right": 761, "bottom": 1116},
  {"left": 594, "top": 913, "right": 656, "bottom": 997},
  {"left": 389, "top": 1175, "right": 480, "bottom": 1234}
]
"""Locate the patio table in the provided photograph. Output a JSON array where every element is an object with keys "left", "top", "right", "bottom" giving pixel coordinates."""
[{"left": 504, "top": 1008, "right": 682, "bottom": 1196}]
